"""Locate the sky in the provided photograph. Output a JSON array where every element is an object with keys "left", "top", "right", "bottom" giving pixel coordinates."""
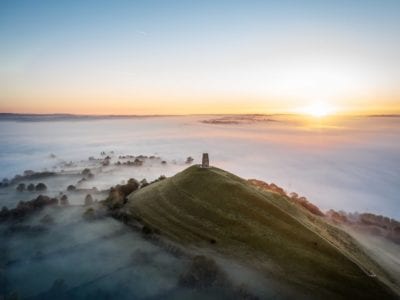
[{"left": 0, "top": 0, "right": 400, "bottom": 115}]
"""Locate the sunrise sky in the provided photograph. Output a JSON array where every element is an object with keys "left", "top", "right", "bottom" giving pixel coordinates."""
[{"left": 1, "top": 0, "right": 399, "bottom": 115}]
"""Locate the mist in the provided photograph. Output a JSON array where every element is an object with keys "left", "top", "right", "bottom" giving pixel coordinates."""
[
  {"left": 346, "top": 229, "right": 400, "bottom": 286},
  {"left": 0, "top": 202, "right": 283, "bottom": 299},
  {"left": 1, "top": 114, "right": 399, "bottom": 218},
  {"left": 1, "top": 114, "right": 399, "bottom": 298}
]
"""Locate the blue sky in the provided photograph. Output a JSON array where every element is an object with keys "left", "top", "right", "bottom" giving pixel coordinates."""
[{"left": 0, "top": 0, "right": 399, "bottom": 114}]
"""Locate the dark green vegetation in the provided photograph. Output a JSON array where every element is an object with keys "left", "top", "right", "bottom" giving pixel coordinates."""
[{"left": 124, "top": 166, "right": 399, "bottom": 299}]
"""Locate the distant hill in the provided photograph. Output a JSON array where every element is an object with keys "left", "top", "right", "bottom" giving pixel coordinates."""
[
  {"left": 0, "top": 113, "right": 171, "bottom": 122},
  {"left": 124, "top": 165, "right": 399, "bottom": 299}
]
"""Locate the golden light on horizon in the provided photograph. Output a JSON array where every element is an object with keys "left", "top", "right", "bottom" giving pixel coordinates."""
[{"left": 301, "top": 101, "right": 336, "bottom": 118}]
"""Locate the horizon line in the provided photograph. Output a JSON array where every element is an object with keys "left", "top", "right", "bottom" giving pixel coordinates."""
[{"left": 1, "top": 112, "right": 400, "bottom": 118}]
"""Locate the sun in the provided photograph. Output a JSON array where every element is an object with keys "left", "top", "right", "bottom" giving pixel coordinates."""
[{"left": 303, "top": 102, "right": 334, "bottom": 117}]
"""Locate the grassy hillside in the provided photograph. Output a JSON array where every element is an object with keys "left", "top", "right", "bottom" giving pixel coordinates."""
[{"left": 125, "top": 165, "right": 398, "bottom": 299}]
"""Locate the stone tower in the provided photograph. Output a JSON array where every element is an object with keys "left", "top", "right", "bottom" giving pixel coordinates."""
[{"left": 202, "top": 153, "right": 209, "bottom": 168}]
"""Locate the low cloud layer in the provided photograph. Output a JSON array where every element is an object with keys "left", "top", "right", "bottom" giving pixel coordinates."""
[{"left": 0, "top": 115, "right": 399, "bottom": 218}]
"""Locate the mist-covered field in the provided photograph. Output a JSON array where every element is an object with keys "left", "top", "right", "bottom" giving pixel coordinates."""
[
  {"left": 1, "top": 114, "right": 399, "bottom": 218},
  {"left": 2, "top": 204, "right": 278, "bottom": 299},
  {"left": 1, "top": 114, "right": 399, "bottom": 299}
]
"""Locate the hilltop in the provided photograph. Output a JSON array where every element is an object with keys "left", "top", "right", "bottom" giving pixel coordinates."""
[{"left": 122, "top": 165, "right": 398, "bottom": 299}]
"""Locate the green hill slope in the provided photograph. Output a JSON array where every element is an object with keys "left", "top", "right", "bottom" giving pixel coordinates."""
[{"left": 124, "top": 165, "right": 398, "bottom": 299}]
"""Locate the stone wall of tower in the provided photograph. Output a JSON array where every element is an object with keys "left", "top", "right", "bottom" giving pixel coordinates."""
[{"left": 202, "top": 153, "right": 209, "bottom": 168}]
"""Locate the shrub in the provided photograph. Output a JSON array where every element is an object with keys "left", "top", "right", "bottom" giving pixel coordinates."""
[
  {"left": 81, "top": 168, "right": 91, "bottom": 175},
  {"left": 84, "top": 194, "right": 93, "bottom": 206},
  {"left": 16, "top": 183, "right": 26, "bottom": 192},
  {"left": 67, "top": 185, "right": 76, "bottom": 191},
  {"left": 103, "top": 179, "right": 139, "bottom": 209},
  {"left": 35, "top": 183, "right": 47, "bottom": 191},
  {"left": 60, "top": 195, "right": 69, "bottom": 206},
  {"left": 140, "top": 179, "right": 149, "bottom": 188}
]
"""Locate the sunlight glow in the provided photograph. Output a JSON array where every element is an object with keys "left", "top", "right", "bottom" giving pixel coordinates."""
[{"left": 302, "top": 102, "right": 335, "bottom": 117}]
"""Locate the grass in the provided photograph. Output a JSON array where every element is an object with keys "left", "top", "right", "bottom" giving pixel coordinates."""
[{"left": 125, "top": 165, "right": 398, "bottom": 299}]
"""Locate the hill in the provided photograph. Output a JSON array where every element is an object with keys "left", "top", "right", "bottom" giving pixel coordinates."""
[{"left": 124, "top": 165, "right": 398, "bottom": 299}]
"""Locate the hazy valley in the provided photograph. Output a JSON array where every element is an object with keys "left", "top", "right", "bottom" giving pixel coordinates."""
[{"left": 0, "top": 115, "right": 399, "bottom": 299}]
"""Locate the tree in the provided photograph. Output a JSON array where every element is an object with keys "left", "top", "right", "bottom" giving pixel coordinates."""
[
  {"left": 84, "top": 194, "right": 93, "bottom": 206},
  {"left": 67, "top": 185, "right": 76, "bottom": 192},
  {"left": 140, "top": 179, "right": 149, "bottom": 188},
  {"left": 60, "top": 194, "right": 69, "bottom": 206},
  {"left": 16, "top": 183, "right": 26, "bottom": 192},
  {"left": 35, "top": 183, "right": 47, "bottom": 191},
  {"left": 81, "top": 168, "right": 91, "bottom": 176}
]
